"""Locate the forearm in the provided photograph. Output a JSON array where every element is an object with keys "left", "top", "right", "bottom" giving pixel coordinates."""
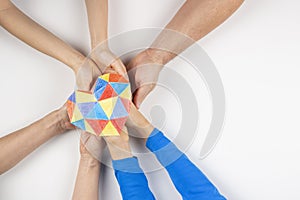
[
  {"left": 85, "top": 0, "right": 108, "bottom": 49},
  {"left": 0, "top": 1, "right": 84, "bottom": 72},
  {"left": 0, "top": 108, "right": 68, "bottom": 174},
  {"left": 148, "top": 0, "right": 244, "bottom": 64},
  {"left": 112, "top": 158, "right": 155, "bottom": 200},
  {"left": 146, "top": 129, "right": 226, "bottom": 200},
  {"left": 106, "top": 138, "right": 133, "bottom": 160},
  {"left": 126, "top": 103, "right": 154, "bottom": 142},
  {"left": 72, "top": 156, "right": 100, "bottom": 200}
]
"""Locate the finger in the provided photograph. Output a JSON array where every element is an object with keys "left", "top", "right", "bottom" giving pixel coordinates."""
[
  {"left": 133, "top": 84, "right": 155, "bottom": 109},
  {"left": 110, "top": 59, "right": 127, "bottom": 76}
]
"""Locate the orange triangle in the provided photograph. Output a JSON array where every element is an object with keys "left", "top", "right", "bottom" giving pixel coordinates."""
[
  {"left": 109, "top": 73, "right": 122, "bottom": 82},
  {"left": 100, "top": 84, "right": 118, "bottom": 100},
  {"left": 66, "top": 100, "right": 75, "bottom": 119},
  {"left": 85, "top": 119, "right": 108, "bottom": 136}
]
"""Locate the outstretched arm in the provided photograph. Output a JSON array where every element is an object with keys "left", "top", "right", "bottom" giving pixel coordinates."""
[
  {"left": 85, "top": 0, "right": 108, "bottom": 49},
  {"left": 0, "top": 106, "right": 73, "bottom": 174},
  {"left": 84, "top": 0, "right": 126, "bottom": 75},
  {"left": 126, "top": 104, "right": 226, "bottom": 200},
  {"left": 128, "top": 0, "right": 244, "bottom": 108},
  {"left": 104, "top": 128, "right": 155, "bottom": 200},
  {"left": 0, "top": 0, "right": 85, "bottom": 72},
  {"left": 72, "top": 135, "right": 104, "bottom": 200}
]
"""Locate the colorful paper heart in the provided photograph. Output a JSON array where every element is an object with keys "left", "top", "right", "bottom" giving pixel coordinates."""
[{"left": 66, "top": 73, "right": 131, "bottom": 136}]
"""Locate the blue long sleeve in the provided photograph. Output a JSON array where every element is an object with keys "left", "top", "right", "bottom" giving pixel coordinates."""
[
  {"left": 146, "top": 128, "right": 226, "bottom": 200},
  {"left": 112, "top": 157, "right": 156, "bottom": 200}
]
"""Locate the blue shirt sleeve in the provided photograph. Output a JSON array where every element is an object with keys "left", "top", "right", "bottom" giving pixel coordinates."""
[
  {"left": 112, "top": 157, "right": 156, "bottom": 200},
  {"left": 146, "top": 128, "right": 226, "bottom": 200}
]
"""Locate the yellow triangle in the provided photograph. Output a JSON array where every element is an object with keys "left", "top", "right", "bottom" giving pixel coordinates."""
[
  {"left": 75, "top": 91, "right": 97, "bottom": 103},
  {"left": 99, "top": 97, "right": 118, "bottom": 119},
  {"left": 71, "top": 105, "right": 83, "bottom": 122},
  {"left": 100, "top": 121, "right": 119, "bottom": 136},
  {"left": 84, "top": 120, "right": 96, "bottom": 135},
  {"left": 119, "top": 86, "right": 131, "bottom": 99},
  {"left": 101, "top": 74, "right": 110, "bottom": 82}
]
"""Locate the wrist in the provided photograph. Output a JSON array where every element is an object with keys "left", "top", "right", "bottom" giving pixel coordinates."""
[
  {"left": 106, "top": 139, "right": 133, "bottom": 160},
  {"left": 43, "top": 107, "right": 71, "bottom": 136},
  {"left": 126, "top": 103, "right": 155, "bottom": 139},
  {"left": 79, "top": 155, "right": 100, "bottom": 168},
  {"left": 144, "top": 48, "right": 176, "bottom": 65},
  {"left": 69, "top": 53, "right": 86, "bottom": 74},
  {"left": 42, "top": 110, "right": 66, "bottom": 136}
]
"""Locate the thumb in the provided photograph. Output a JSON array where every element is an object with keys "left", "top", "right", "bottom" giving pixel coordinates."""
[{"left": 133, "top": 84, "right": 155, "bottom": 109}]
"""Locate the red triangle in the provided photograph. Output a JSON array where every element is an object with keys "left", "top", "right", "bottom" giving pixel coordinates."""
[
  {"left": 100, "top": 84, "right": 118, "bottom": 100},
  {"left": 66, "top": 100, "right": 75, "bottom": 119},
  {"left": 120, "top": 97, "right": 131, "bottom": 113},
  {"left": 86, "top": 119, "right": 108, "bottom": 135},
  {"left": 111, "top": 117, "right": 128, "bottom": 133}
]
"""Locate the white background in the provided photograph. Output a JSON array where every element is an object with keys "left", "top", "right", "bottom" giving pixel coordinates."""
[{"left": 1, "top": 0, "right": 300, "bottom": 199}]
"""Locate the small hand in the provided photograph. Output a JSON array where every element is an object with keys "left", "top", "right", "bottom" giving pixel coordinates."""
[
  {"left": 126, "top": 102, "right": 154, "bottom": 141},
  {"left": 104, "top": 127, "right": 133, "bottom": 160},
  {"left": 80, "top": 131, "right": 105, "bottom": 161}
]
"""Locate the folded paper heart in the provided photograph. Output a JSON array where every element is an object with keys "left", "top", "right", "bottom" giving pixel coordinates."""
[{"left": 66, "top": 73, "right": 131, "bottom": 136}]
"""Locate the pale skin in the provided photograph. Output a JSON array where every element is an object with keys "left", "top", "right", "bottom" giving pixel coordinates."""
[
  {"left": 128, "top": 0, "right": 245, "bottom": 108},
  {"left": 0, "top": 106, "right": 74, "bottom": 175}
]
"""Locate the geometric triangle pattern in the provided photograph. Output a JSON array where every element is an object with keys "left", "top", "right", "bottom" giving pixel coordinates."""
[{"left": 66, "top": 73, "right": 131, "bottom": 136}]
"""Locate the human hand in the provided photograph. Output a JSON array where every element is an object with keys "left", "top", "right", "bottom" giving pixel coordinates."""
[
  {"left": 104, "top": 127, "right": 132, "bottom": 160},
  {"left": 54, "top": 104, "right": 75, "bottom": 135},
  {"left": 76, "top": 55, "right": 128, "bottom": 161},
  {"left": 75, "top": 58, "right": 101, "bottom": 91},
  {"left": 90, "top": 44, "right": 127, "bottom": 76},
  {"left": 80, "top": 131, "right": 105, "bottom": 162},
  {"left": 126, "top": 102, "right": 154, "bottom": 141},
  {"left": 127, "top": 49, "right": 165, "bottom": 109}
]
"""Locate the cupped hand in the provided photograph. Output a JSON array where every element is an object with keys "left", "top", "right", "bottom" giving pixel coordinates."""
[
  {"left": 127, "top": 50, "right": 164, "bottom": 109},
  {"left": 76, "top": 51, "right": 128, "bottom": 161}
]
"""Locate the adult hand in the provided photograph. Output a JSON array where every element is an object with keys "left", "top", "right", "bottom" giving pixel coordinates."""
[
  {"left": 90, "top": 44, "right": 127, "bottom": 76},
  {"left": 127, "top": 49, "right": 165, "bottom": 109}
]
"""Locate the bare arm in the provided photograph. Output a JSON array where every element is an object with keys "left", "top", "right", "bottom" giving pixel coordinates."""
[
  {"left": 72, "top": 145, "right": 101, "bottom": 200},
  {"left": 150, "top": 0, "right": 244, "bottom": 64},
  {"left": 128, "top": 0, "right": 244, "bottom": 107},
  {"left": 85, "top": 0, "right": 108, "bottom": 49},
  {"left": 72, "top": 2, "right": 110, "bottom": 199},
  {"left": 0, "top": 106, "right": 72, "bottom": 174},
  {"left": 0, "top": 0, "right": 85, "bottom": 72}
]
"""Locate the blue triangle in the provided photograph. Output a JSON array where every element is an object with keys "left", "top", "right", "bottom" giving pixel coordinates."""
[
  {"left": 111, "top": 98, "right": 128, "bottom": 119},
  {"left": 110, "top": 83, "right": 129, "bottom": 95},
  {"left": 78, "top": 102, "right": 96, "bottom": 117},
  {"left": 85, "top": 103, "right": 108, "bottom": 120},
  {"left": 72, "top": 119, "right": 86, "bottom": 130},
  {"left": 68, "top": 92, "right": 76, "bottom": 103},
  {"left": 94, "top": 78, "right": 108, "bottom": 92},
  {"left": 94, "top": 86, "right": 106, "bottom": 100}
]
